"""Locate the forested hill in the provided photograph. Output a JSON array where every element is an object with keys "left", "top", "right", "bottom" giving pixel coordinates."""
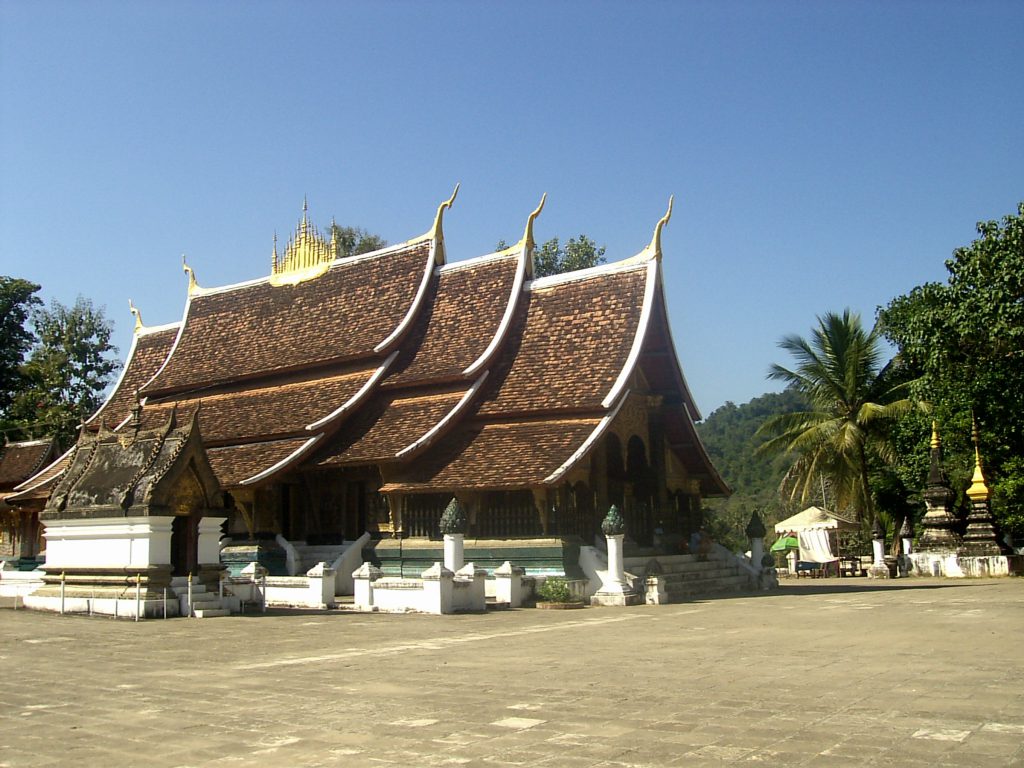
[{"left": 695, "top": 389, "right": 809, "bottom": 546}]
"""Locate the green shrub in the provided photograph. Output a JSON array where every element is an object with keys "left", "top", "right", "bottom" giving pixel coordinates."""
[{"left": 537, "top": 577, "right": 573, "bottom": 603}]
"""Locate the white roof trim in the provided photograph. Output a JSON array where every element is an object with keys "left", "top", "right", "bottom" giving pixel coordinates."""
[
  {"left": 138, "top": 294, "right": 194, "bottom": 393},
  {"left": 3, "top": 437, "right": 50, "bottom": 448},
  {"left": 395, "top": 371, "right": 489, "bottom": 459},
  {"left": 437, "top": 249, "right": 515, "bottom": 274},
  {"left": 85, "top": 322, "right": 178, "bottom": 427},
  {"left": 543, "top": 393, "right": 628, "bottom": 484},
  {"left": 374, "top": 247, "right": 435, "bottom": 353},
  {"left": 240, "top": 436, "right": 321, "bottom": 486},
  {"left": 83, "top": 330, "right": 142, "bottom": 426},
  {"left": 10, "top": 446, "right": 74, "bottom": 494},
  {"left": 305, "top": 352, "right": 398, "bottom": 431},
  {"left": 463, "top": 251, "right": 525, "bottom": 377},
  {"left": 600, "top": 259, "right": 658, "bottom": 409},
  {"left": 654, "top": 274, "right": 702, "bottom": 423},
  {"left": 526, "top": 254, "right": 650, "bottom": 292}
]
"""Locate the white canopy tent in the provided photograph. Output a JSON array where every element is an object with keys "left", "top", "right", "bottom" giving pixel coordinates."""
[{"left": 775, "top": 506, "right": 859, "bottom": 565}]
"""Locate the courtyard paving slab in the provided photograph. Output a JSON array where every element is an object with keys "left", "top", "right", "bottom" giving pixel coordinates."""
[{"left": 1, "top": 577, "right": 1022, "bottom": 767}]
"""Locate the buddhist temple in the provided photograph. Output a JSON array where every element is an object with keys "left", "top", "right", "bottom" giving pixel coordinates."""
[
  {"left": 13, "top": 191, "right": 730, "bottom": 587},
  {"left": 0, "top": 437, "right": 59, "bottom": 566}
]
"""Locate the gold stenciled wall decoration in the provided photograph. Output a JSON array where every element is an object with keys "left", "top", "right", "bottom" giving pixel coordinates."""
[{"left": 270, "top": 199, "right": 339, "bottom": 286}]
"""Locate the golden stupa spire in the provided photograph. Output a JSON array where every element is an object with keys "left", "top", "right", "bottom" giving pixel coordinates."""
[
  {"left": 270, "top": 199, "right": 336, "bottom": 286},
  {"left": 930, "top": 420, "right": 941, "bottom": 449},
  {"left": 966, "top": 415, "right": 990, "bottom": 502}
]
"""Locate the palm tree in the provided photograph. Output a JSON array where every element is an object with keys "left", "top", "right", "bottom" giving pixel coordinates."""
[{"left": 756, "top": 310, "right": 912, "bottom": 523}]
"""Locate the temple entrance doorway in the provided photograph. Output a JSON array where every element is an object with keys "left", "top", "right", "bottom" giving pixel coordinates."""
[{"left": 170, "top": 514, "right": 199, "bottom": 576}]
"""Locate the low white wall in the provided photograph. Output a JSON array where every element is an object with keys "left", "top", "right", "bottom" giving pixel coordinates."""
[
  {"left": 0, "top": 566, "right": 45, "bottom": 597},
  {"left": 43, "top": 516, "right": 175, "bottom": 569}
]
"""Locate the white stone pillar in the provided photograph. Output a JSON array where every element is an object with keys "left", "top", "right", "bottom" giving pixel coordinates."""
[
  {"left": 607, "top": 533, "right": 626, "bottom": 584},
  {"left": 786, "top": 549, "right": 798, "bottom": 576},
  {"left": 421, "top": 562, "right": 453, "bottom": 615},
  {"left": 871, "top": 537, "right": 885, "bottom": 565},
  {"left": 352, "top": 562, "right": 381, "bottom": 611},
  {"left": 443, "top": 533, "right": 465, "bottom": 572},
  {"left": 306, "top": 561, "right": 336, "bottom": 609},
  {"left": 494, "top": 560, "right": 525, "bottom": 608}
]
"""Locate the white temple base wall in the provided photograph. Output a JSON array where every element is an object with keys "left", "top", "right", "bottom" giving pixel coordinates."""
[
  {"left": 22, "top": 594, "right": 182, "bottom": 618},
  {"left": 909, "top": 552, "right": 1021, "bottom": 578},
  {"left": 43, "top": 516, "right": 176, "bottom": 569}
]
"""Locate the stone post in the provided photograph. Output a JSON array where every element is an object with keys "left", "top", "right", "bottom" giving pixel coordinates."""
[
  {"left": 897, "top": 517, "right": 914, "bottom": 577},
  {"left": 421, "top": 562, "right": 454, "bottom": 615},
  {"left": 786, "top": 549, "right": 798, "bottom": 576},
  {"left": 494, "top": 560, "right": 526, "bottom": 608},
  {"left": 745, "top": 511, "right": 767, "bottom": 573},
  {"left": 306, "top": 561, "right": 336, "bottom": 609},
  {"left": 439, "top": 497, "right": 468, "bottom": 571},
  {"left": 352, "top": 561, "right": 381, "bottom": 611},
  {"left": 868, "top": 517, "right": 891, "bottom": 579},
  {"left": 591, "top": 505, "right": 642, "bottom": 606}
]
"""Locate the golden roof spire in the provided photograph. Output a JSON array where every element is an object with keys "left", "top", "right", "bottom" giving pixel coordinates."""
[
  {"left": 128, "top": 299, "right": 143, "bottom": 332},
  {"left": 271, "top": 232, "right": 279, "bottom": 273},
  {"left": 429, "top": 183, "right": 460, "bottom": 264},
  {"left": 270, "top": 199, "right": 335, "bottom": 286},
  {"left": 182, "top": 254, "right": 199, "bottom": 295},
  {"left": 641, "top": 195, "right": 674, "bottom": 261},
  {"left": 930, "top": 420, "right": 941, "bottom": 449},
  {"left": 519, "top": 193, "right": 547, "bottom": 278},
  {"left": 966, "top": 414, "right": 990, "bottom": 502}
]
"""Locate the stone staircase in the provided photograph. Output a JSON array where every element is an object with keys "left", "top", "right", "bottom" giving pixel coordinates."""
[
  {"left": 170, "top": 576, "right": 231, "bottom": 618},
  {"left": 633, "top": 552, "right": 751, "bottom": 604}
]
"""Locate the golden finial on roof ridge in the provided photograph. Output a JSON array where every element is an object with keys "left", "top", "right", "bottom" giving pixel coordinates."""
[
  {"left": 128, "top": 299, "right": 143, "bottom": 332},
  {"left": 641, "top": 195, "right": 674, "bottom": 261},
  {"left": 428, "top": 183, "right": 460, "bottom": 264},
  {"left": 930, "top": 420, "right": 941, "bottom": 449},
  {"left": 182, "top": 255, "right": 199, "bottom": 295},
  {"left": 966, "top": 413, "right": 990, "bottom": 502},
  {"left": 271, "top": 232, "right": 279, "bottom": 273},
  {"left": 514, "top": 193, "right": 547, "bottom": 278}
]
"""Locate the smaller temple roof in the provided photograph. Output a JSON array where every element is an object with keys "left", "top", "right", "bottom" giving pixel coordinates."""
[
  {"left": 43, "top": 410, "right": 223, "bottom": 521},
  {"left": 0, "top": 438, "right": 58, "bottom": 492}
]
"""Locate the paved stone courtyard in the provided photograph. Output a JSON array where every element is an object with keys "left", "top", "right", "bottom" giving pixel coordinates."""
[{"left": 2, "top": 577, "right": 1022, "bottom": 767}]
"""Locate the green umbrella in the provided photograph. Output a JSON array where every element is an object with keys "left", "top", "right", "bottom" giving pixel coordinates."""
[{"left": 770, "top": 535, "right": 799, "bottom": 552}]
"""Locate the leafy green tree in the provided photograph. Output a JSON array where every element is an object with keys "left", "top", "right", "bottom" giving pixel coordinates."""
[
  {"left": 11, "top": 297, "right": 119, "bottom": 445},
  {"left": 0, "top": 277, "right": 41, "bottom": 425},
  {"left": 879, "top": 202, "right": 1024, "bottom": 538},
  {"left": 756, "top": 310, "right": 912, "bottom": 524},
  {"left": 697, "top": 389, "right": 809, "bottom": 549},
  {"left": 328, "top": 223, "right": 387, "bottom": 259},
  {"left": 496, "top": 235, "right": 606, "bottom": 277}
]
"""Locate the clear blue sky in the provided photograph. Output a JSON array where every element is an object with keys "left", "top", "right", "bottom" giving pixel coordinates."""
[{"left": 1, "top": 1, "right": 1021, "bottom": 417}]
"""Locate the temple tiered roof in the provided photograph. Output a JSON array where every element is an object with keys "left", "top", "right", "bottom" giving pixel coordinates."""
[{"left": 15, "top": 193, "right": 728, "bottom": 501}]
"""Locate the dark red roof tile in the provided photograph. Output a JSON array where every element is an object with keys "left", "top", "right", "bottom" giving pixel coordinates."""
[
  {"left": 207, "top": 437, "right": 315, "bottom": 487},
  {"left": 143, "top": 242, "right": 431, "bottom": 396},
  {"left": 385, "top": 254, "right": 520, "bottom": 386},
  {"left": 85, "top": 326, "right": 178, "bottom": 429},
  {"left": 380, "top": 418, "right": 601, "bottom": 492},
  {"left": 477, "top": 266, "right": 648, "bottom": 417},
  {"left": 314, "top": 389, "right": 467, "bottom": 466},
  {"left": 0, "top": 439, "right": 56, "bottom": 489}
]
